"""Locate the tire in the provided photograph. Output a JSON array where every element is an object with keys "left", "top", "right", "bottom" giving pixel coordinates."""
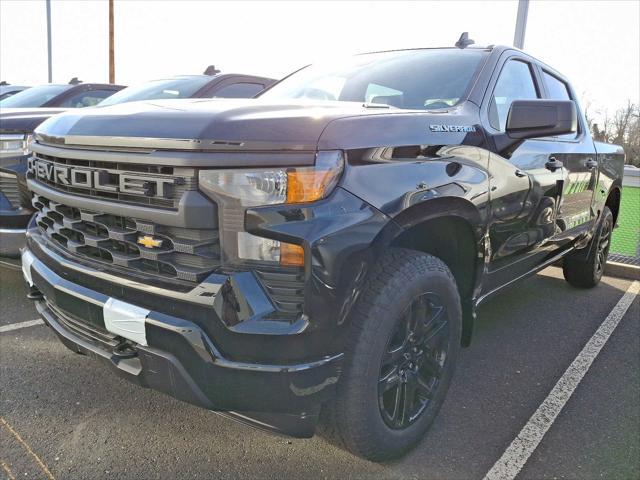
[
  {"left": 321, "top": 248, "right": 462, "bottom": 461},
  {"left": 563, "top": 206, "right": 614, "bottom": 288}
]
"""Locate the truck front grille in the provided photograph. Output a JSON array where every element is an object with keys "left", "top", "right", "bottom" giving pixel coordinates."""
[
  {"left": 32, "top": 194, "right": 220, "bottom": 283},
  {"left": 0, "top": 171, "right": 22, "bottom": 208}
]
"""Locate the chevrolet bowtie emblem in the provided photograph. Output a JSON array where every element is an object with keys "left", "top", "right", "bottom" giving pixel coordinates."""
[{"left": 137, "top": 235, "right": 163, "bottom": 249}]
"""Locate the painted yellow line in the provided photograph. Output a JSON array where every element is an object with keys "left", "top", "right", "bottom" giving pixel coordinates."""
[
  {"left": 1, "top": 460, "right": 16, "bottom": 480},
  {"left": 0, "top": 418, "right": 56, "bottom": 480}
]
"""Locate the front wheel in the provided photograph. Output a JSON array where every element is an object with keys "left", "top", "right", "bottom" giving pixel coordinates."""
[
  {"left": 321, "top": 249, "right": 462, "bottom": 461},
  {"left": 563, "top": 206, "right": 614, "bottom": 288}
]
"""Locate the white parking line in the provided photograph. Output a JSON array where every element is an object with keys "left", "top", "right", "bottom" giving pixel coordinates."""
[
  {"left": 484, "top": 280, "right": 640, "bottom": 480},
  {"left": 0, "top": 319, "right": 44, "bottom": 333},
  {"left": 0, "top": 260, "right": 21, "bottom": 271}
]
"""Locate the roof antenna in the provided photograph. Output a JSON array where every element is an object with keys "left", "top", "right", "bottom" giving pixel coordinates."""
[
  {"left": 455, "top": 32, "right": 475, "bottom": 49},
  {"left": 68, "top": 77, "right": 82, "bottom": 84},
  {"left": 203, "top": 65, "right": 221, "bottom": 76}
]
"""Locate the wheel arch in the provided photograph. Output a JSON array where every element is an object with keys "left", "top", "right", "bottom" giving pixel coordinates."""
[
  {"left": 374, "top": 197, "right": 486, "bottom": 347},
  {"left": 605, "top": 186, "right": 622, "bottom": 225}
]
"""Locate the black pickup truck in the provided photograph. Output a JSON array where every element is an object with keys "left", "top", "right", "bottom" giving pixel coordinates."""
[{"left": 21, "top": 42, "right": 624, "bottom": 460}]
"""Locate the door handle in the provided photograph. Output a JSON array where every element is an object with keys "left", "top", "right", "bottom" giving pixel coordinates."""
[
  {"left": 585, "top": 158, "right": 598, "bottom": 170},
  {"left": 545, "top": 157, "right": 563, "bottom": 172}
]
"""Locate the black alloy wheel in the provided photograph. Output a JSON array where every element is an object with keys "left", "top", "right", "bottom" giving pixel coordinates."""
[
  {"left": 378, "top": 293, "right": 449, "bottom": 429},
  {"left": 563, "top": 206, "right": 614, "bottom": 288},
  {"left": 595, "top": 214, "right": 613, "bottom": 276}
]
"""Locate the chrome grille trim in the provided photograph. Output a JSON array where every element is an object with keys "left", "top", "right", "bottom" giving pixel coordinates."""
[{"left": 0, "top": 171, "right": 22, "bottom": 208}]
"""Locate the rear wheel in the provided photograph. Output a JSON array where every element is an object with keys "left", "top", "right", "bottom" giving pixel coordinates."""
[
  {"left": 563, "top": 206, "right": 613, "bottom": 288},
  {"left": 321, "top": 248, "right": 461, "bottom": 461}
]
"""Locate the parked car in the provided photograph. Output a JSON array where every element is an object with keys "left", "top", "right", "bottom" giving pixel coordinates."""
[
  {"left": 0, "top": 78, "right": 124, "bottom": 109},
  {"left": 0, "top": 69, "right": 274, "bottom": 256},
  {"left": 98, "top": 67, "right": 275, "bottom": 106},
  {"left": 0, "top": 82, "right": 30, "bottom": 101},
  {"left": 20, "top": 39, "right": 624, "bottom": 460},
  {"left": 0, "top": 79, "right": 124, "bottom": 256}
]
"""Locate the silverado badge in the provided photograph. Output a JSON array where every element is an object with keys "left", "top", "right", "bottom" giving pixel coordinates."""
[
  {"left": 137, "top": 236, "right": 163, "bottom": 249},
  {"left": 429, "top": 124, "right": 477, "bottom": 133}
]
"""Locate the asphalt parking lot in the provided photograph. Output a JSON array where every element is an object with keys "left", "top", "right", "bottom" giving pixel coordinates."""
[{"left": 0, "top": 259, "right": 638, "bottom": 480}]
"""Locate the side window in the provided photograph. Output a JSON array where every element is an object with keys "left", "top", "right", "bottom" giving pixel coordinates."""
[
  {"left": 59, "top": 89, "right": 116, "bottom": 108},
  {"left": 542, "top": 71, "right": 571, "bottom": 100},
  {"left": 542, "top": 70, "right": 577, "bottom": 140},
  {"left": 210, "top": 83, "right": 265, "bottom": 99},
  {"left": 489, "top": 60, "right": 539, "bottom": 131}
]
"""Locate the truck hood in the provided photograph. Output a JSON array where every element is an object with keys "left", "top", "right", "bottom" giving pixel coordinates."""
[
  {"left": 0, "top": 108, "right": 69, "bottom": 134},
  {"left": 34, "top": 98, "right": 480, "bottom": 152}
]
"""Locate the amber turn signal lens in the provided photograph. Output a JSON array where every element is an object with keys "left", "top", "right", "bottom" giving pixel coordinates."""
[
  {"left": 280, "top": 242, "right": 305, "bottom": 267},
  {"left": 286, "top": 168, "right": 340, "bottom": 203}
]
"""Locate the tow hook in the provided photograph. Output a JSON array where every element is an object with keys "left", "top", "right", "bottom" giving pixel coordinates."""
[
  {"left": 26, "top": 286, "right": 43, "bottom": 300},
  {"left": 112, "top": 340, "right": 137, "bottom": 359}
]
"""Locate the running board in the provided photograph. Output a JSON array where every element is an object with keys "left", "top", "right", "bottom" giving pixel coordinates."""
[{"left": 475, "top": 247, "right": 575, "bottom": 307}]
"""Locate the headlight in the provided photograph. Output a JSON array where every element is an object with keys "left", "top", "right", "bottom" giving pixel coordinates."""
[
  {"left": 198, "top": 150, "right": 344, "bottom": 206},
  {"left": 199, "top": 151, "right": 343, "bottom": 267},
  {"left": 0, "top": 133, "right": 33, "bottom": 155}
]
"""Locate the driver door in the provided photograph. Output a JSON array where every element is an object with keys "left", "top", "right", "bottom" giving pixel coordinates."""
[{"left": 482, "top": 56, "right": 565, "bottom": 292}]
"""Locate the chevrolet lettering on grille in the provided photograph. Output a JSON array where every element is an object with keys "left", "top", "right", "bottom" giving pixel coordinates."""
[{"left": 27, "top": 157, "right": 176, "bottom": 198}]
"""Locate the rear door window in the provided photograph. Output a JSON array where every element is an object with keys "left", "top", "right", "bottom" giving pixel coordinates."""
[
  {"left": 542, "top": 70, "right": 578, "bottom": 139},
  {"left": 543, "top": 71, "right": 571, "bottom": 101}
]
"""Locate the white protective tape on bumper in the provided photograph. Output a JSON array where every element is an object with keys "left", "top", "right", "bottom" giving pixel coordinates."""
[
  {"left": 21, "top": 249, "right": 35, "bottom": 286},
  {"left": 103, "top": 297, "right": 150, "bottom": 346}
]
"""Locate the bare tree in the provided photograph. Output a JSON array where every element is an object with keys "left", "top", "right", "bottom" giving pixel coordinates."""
[
  {"left": 586, "top": 100, "right": 639, "bottom": 165},
  {"left": 611, "top": 100, "right": 636, "bottom": 146},
  {"left": 626, "top": 112, "right": 640, "bottom": 166},
  {"left": 583, "top": 98, "right": 595, "bottom": 133}
]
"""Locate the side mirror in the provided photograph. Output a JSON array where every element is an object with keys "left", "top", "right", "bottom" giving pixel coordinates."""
[
  {"left": 493, "top": 99, "right": 577, "bottom": 155},
  {"left": 506, "top": 99, "right": 577, "bottom": 139}
]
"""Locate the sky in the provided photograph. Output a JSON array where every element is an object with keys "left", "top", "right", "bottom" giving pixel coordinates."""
[{"left": 1, "top": 0, "right": 638, "bottom": 121}]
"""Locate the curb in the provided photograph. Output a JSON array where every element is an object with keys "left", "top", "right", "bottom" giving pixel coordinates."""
[{"left": 605, "top": 261, "right": 640, "bottom": 281}]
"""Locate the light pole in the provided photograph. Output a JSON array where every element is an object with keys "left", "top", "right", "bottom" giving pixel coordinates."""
[
  {"left": 514, "top": 0, "right": 529, "bottom": 49},
  {"left": 46, "top": 0, "right": 52, "bottom": 82},
  {"left": 109, "top": 0, "right": 115, "bottom": 83}
]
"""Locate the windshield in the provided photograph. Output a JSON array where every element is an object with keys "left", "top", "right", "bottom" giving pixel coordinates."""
[
  {"left": 0, "top": 84, "right": 71, "bottom": 108},
  {"left": 98, "top": 76, "right": 213, "bottom": 106},
  {"left": 261, "top": 49, "right": 487, "bottom": 109}
]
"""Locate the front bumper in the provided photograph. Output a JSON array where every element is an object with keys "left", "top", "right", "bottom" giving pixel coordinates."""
[
  {"left": 22, "top": 245, "right": 343, "bottom": 437},
  {"left": 21, "top": 182, "right": 392, "bottom": 436}
]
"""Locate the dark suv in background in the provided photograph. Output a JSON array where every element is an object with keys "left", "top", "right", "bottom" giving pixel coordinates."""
[
  {"left": 0, "top": 69, "right": 275, "bottom": 256},
  {"left": 98, "top": 68, "right": 275, "bottom": 106},
  {"left": 0, "top": 79, "right": 125, "bottom": 256},
  {"left": 0, "top": 82, "right": 30, "bottom": 101}
]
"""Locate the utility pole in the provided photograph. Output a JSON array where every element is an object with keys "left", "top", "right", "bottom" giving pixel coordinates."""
[
  {"left": 46, "top": 0, "right": 52, "bottom": 82},
  {"left": 513, "top": 0, "right": 529, "bottom": 50},
  {"left": 109, "top": 0, "right": 115, "bottom": 83}
]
